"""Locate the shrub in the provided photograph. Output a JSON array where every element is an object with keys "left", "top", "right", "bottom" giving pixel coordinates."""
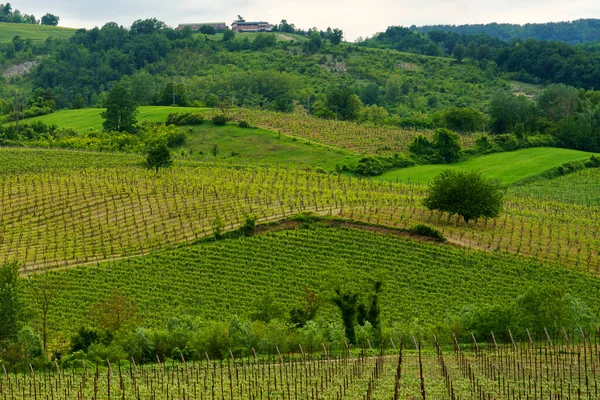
[
  {"left": 409, "top": 224, "right": 446, "bottom": 242},
  {"left": 166, "top": 113, "right": 205, "bottom": 126},
  {"left": 585, "top": 155, "right": 600, "bottom": 168},
  {"left": 212, "top": 115, "right": 227, "bottom": 126},
  {"left": 238, "top": 120, "right": 250, "bottom": 128}
]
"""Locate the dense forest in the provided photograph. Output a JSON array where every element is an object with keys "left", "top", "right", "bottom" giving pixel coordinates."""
[{"left": 412, "top": 19, "right": 600, "bottom": 44}]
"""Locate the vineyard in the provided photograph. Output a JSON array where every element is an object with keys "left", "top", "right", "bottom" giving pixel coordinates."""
[
  {"left": 21, "top": 226, "right": 600, "bottom": 337},
  {"left": 1, "top": 149, "right": 599, "bottom": 272},
  {"left": 4, "top": 334, "right": 600, "bottom": 399},
  {"left": 233, "top": 109, "right": 478, "bottom": 156}
]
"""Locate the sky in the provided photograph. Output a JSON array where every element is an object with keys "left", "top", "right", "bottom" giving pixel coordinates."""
[{"left": 14, "top": 0, "right": 600, "bottom": 41}]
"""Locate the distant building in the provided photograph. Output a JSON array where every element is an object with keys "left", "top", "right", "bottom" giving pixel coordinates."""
[
  {"left": 176, "top": 22, "right": 228, "bottom": 32},
  {"left": 231, "top": 21, "right": 273, "bottom": 33}
]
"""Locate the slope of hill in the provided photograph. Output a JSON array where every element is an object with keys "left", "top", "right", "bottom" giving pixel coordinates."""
[
  {"left": 22, "top": 225, "right": 600, "bottom": 337},
  {"left": 0, "top": 21, "right": 76, "bottom": 43},
  {"left": 376, "top": 148, "right": 598, "bottom": 185},
  {"left": 412, "top": 19, "right": 600, "bottom": 44}
]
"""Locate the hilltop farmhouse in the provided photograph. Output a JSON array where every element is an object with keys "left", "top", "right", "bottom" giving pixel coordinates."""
[{"left": 231, "top": 21, "right": 273, "bottom": 33}]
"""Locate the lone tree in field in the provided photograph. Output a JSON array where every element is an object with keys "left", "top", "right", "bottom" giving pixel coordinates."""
[
  {"left": 423, "top": 170, "right": 503, "bottom": 224},
  {"left": 145, "top": 140, "right": 173, "bottom": 172},
  {"left": 102, "top": 83, "right": 138, "bottom": 133}
]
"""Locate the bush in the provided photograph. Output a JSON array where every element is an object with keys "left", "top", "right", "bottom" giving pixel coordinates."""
[
  {"left": 409, "top": 224, "right": 446, "bottom": 242},
  {"left": 166, "top": 113, "right": 205, "bottom": 126},
  {"left": 212, "top": 115, "right": 227, "bottom": 126},
  {"left": 585, "top": 155, "right": 600, "bottom": 168},
  {"left": 238, "top": 120, "right": 250, "bottom": 128}
]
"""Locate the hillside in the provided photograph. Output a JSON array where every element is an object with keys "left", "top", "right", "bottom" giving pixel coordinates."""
[
  {"left": 0, "top": 21, "right": 76, "bottom": 43},
  {"left": 412, "top": 19, "right": 600, "bottom": 44},
  {"left": 23, "top": 224, "right": 600, "bottom": 338}
]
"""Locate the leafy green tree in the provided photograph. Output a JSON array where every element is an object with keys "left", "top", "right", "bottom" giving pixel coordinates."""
[
  {"left": 537, "top": 83, "right": 579, "bottom": 121},
  {"left": 423, "top": 170, "right": 504, "bottom": 223},
  {"left": 329, "top": 28, "right": 343, "bottom": 45},
  {"left": 326, "top": 87, "right": 363, "bottom": 120},
  {"left": 101, "top": 83, "right": 138, "bottom": 133},
  {"left": 432, "top": 128, "right": 462, "bottom": 163},
  {"left": 223, "top": 29, "right": 235, "bottom": 41},
  {"left": 0, "top": 262, "right": 20, "bottom": 343},
  {"left": 332, "top": 289, "right": 359, "bottom": 345},
  {"left": 145, "top": 140, "right": 173, "bottom": 172},
  {"left": 155, "top": 82, "right": 189, "bottom": 106},
  {"left": 442, "top": 108, "right": 484, "bottom": 132},
  {"left": 40, "top": 13, "right": 59, "bottom": 26},
  {"left": 489, "top": 91, "right": 537, "bottom": 134},
  {"left": 90, "top": 289, "right": 138, "bottom": 332},
  {"left": 452, "top": 42, "right": 466, "bottom": 62},
  {"left": 199, "top": 25, "right": 216, "bottom": 35}
]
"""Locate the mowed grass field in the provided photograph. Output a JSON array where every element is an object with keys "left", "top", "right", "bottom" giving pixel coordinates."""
[
  {"left": 0, "top": 22, "right": 76, "bottom": 43},
  {"left": 182, "top": 123, "right": 362, "bottom": 170},
  {"left": 377, "top": 147, "right": 598, "bottom": 185},
  {"left": 7, "top": 106, "right": 210, "bottom": 131}
]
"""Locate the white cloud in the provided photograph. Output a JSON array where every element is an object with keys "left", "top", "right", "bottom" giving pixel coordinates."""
[{"left": 14, "top": 0, "right": 600, "bottom": 41}]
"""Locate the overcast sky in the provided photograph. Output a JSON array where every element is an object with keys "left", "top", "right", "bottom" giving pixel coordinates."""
[{"left": 14, "top": 0, "right": 600, "bottom": 41}]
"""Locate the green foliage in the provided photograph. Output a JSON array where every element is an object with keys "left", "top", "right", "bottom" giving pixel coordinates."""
[
  {"left": 238, "top": 120, "right": 250, "bottom": 128},
  {"left": 222, "top": 29, "right": 235, "bottom": 41},
  {"left": 166, "top": 112, "right": 204, "bottom": 125},
  {"left": 442, "top": 108, "right": 485, "bottom": 132},
  {"left": 0, "top": 262, "right": 20, "bottom": 343},
  {"left": 145, "top": 140, "right": 173, "bottom": 172},
  {"left": 423, "top": 169, "right": 503, "bottom": 223},
  {"left": 354, "top": 154, "right": 415, "bottom": 176},
  {"left": 326, "top": 87, "right": 363, "bottom": 121},
  {"left": 489, "top": 91, "right": 537, "bottom": 134},
  {"left": 409, "top": 224, "right": 446, "bottom": 242},
  {"left": 432, "top": 128, "right": 462, "bottom": 163},
  {"left": 332, "top": 289, "right": 359, "bottom": 345},
  {"left": 585, "top": 155, "right": 600, "bottom": 168},
  {"left": 40, "top": 13, "right": 59, "bottom": 26},
  {"left": 102, "top": 83, "right": 138, "bottom": 133},
  {"left": 89, "top": 289, "right": 138, "bottom": 333},
  {"left": 212, "top": 114, "right": 227, "bottom": 126},
  {"left": 461, "top": 285, "right": 597, "bottom": 342}
]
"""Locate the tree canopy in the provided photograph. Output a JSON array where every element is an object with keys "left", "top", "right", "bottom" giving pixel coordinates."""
[
  {"left": 423, "top": 170, "right": 504, "bottom": 223},
  {"left": 101, "top": 83, "right": 138, "bottom": 133}
]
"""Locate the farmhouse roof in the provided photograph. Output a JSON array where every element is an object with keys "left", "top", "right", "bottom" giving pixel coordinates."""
[{"left": 179, "top": 22, "right": 226, "bottom": 26}]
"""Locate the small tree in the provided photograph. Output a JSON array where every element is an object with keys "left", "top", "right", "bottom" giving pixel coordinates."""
[
  {"left": 432, "top": 128, "right": 462, "bottom": 163},
  {"left": 423, "top": 170, "right": 504, "bottom": 224},
  {"left": 145, "top": 141, "right": 173, "bottom": 172},
  {"left": 40, "top": 13, "right": 59, "bottom": 26},
  {"left": 102, "top": 83, "right": 138, "bottom": 133}
]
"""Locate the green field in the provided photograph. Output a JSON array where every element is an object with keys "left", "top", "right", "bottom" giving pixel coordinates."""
[
  {"left": 181, "top": 123, "right": 361, "bottom": 170},
  {"left": 23, "top": 225, "right": 600, "bottom": 336},
  {"left": 0, "top": 22, "right": 76, "bottom": 43},
  {"left": 377, "top": 147, "right": 598, "bottom": 185},
  {"left": 7, "top": 106, "right": 209, "bottom": 131}
]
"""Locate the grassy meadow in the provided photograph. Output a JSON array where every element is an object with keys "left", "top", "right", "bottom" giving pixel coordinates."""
[
  {"left": 0, "top": 22, "right": 76, "bottom": 43},
  {"left": 377, "top": 147, "right": 598, "bottom": 185}
]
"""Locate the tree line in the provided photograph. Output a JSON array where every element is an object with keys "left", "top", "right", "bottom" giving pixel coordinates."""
[{"left": 0, "top": 3, "right": 59, "bottom": 25}]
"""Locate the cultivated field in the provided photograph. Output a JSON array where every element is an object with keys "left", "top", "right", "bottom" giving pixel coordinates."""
[
  {"left": 3, "top": 339, "right": 600, "bottom": 399},
  {"left": 21, "top": 224, "right": 600, "bottom": 335},
  {"left": 2, "top": 149, "right": 599, "bottom": 272},
  {"left": 234, "top": 109, "right": 478, "bottom": 156}
]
